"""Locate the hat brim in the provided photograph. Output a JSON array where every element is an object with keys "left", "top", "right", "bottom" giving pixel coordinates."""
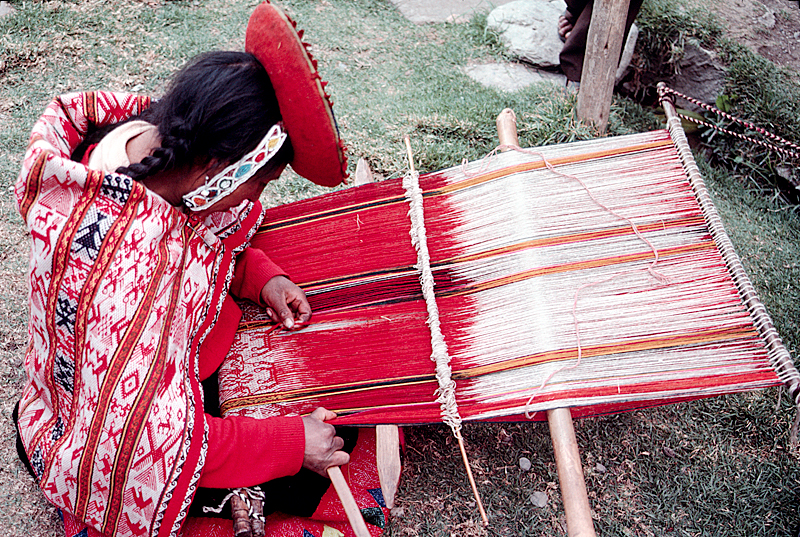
[{"left": 246, "top": 2, "right": 347, "bottom": 187}]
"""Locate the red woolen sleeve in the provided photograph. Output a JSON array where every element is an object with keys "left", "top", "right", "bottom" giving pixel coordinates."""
[
  {"left": 230, "top": 247, "right": 287, "bottom": 305},
  {"left": 200, "top": 414, "right": 306, "bottom": 488}
]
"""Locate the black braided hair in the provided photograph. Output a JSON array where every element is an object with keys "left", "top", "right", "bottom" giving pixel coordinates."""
[{"left": 116, "top": 51, "right": 293, "bottom": 181}]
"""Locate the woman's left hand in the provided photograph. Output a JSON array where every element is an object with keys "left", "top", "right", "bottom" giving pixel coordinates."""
[{"left": 260, "top": 275, "right": 312, "bottom": 330}]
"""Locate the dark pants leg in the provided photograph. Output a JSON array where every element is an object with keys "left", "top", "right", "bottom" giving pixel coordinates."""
[{"left": 559, "top": 0, "right": 643, "bottom": 82}]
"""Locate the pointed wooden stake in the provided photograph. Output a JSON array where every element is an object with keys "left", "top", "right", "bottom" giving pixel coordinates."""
[{"left": 376, "top": 424, "right": 401, "bottom": 509}]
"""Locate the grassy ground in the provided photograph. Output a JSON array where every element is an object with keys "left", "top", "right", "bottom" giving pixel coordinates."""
[{"left": 1, "top": 0, "right": 799, "bottom": 536}]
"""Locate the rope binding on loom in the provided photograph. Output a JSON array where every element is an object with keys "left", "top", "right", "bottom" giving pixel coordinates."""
[
  {"left": 659, "top": 83, "right": 800, "bottom": 448},
  {"left": 657, "top": 83, "right": 800, "bottom": 196}
]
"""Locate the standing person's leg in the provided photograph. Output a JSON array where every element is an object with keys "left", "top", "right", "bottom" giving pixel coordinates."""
[
  {"left": 558, "top": 0, "right": 589, "bottom": 42},
  {"left": 559, "top": 0, "right": 593, "bottom": 82},
  {"left": 559, "top": 0, "right": 644, "bottom": 83}
]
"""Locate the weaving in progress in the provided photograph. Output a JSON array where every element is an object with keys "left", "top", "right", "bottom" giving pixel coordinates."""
[{"left": 217, "top": 122, "right": 800, "bottom": 435}]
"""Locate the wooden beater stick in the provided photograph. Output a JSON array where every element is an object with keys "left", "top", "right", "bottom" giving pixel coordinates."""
[
  {"left": 495, "top": 111, "right": 597, "bottom": 537},
  {"left": 328, "top": 466, "right": 371, "bottom": 537}
]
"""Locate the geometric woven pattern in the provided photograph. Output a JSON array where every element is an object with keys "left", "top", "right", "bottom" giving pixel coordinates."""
[{"left": 16, "top": 91, "right": 263, "bottom": 537}]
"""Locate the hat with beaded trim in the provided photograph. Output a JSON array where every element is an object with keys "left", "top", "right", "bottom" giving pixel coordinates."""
[{"left": 245, "top": 1, "right": 347, "bottom": 187}]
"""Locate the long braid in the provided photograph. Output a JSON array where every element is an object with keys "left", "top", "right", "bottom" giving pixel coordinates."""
[
  {"left": 111, "top": 51, "right": 290, "bottom": 183},
  {"left": 116, "top": 120, "right": 192, "bottom": 181}
]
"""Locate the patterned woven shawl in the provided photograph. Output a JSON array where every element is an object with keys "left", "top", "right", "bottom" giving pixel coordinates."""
[{"left": 15, "top": 92, "right": 263, "bottom": 537}]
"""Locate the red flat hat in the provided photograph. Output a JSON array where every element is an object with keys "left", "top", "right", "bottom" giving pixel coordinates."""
[{"left": 246, "top": 2, "right": 347, "bottom": 186}]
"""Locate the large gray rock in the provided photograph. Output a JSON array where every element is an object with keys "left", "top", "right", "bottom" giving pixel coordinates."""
[
  {"left": 666, "top": 41, "right": 726, "bottom": 108},
  {"left": 389, "top": 0, "right": 516, "bottom": 24},
  {"left": 487, "top": 0, "right": 567, "bottom": 68},
  {"left": 0, "top": 1, "right": 15, "bottom": 18}
]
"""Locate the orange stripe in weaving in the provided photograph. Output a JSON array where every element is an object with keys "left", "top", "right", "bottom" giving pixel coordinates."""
[{"left": 219, "top": 325, "right": 756, "bottom": 414}]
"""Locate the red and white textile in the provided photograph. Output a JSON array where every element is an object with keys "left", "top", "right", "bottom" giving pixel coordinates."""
[{"left": 15, "top": 92, "right": 263, "bottom": 537}]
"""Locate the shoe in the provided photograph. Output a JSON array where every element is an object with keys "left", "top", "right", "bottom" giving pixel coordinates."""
[{"left": 565, "top": 79, "right": 580, "bottom": 94}]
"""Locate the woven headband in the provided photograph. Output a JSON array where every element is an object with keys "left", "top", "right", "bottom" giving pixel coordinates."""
[{"left": 182, "top": 122, "right": 287, "bottom": 211}]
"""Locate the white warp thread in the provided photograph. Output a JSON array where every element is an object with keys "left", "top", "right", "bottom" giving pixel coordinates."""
[{"left": 402, "top": 169, "right": 462, "bottom": 433}]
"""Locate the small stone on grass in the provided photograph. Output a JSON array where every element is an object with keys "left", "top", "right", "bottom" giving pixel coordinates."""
[
  {"left": 519, "top": 456, "right": 532, "bottom": 471},
  {"left": 595, "top": 462, "right": 606, "bottom": 473},
  {"left": 530, "top": 490, "right": 548, "bottom": 508}
]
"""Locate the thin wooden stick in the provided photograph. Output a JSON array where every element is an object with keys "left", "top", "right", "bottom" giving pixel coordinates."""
[
  {"left": 328, "top": 466, "right": 371, "bottom": 537},
  {"left": 455, "top": 431, "right": 490, "bottom": 526},
  {"left": 403, "top": 136, "right": 415, "bottom": 174}
]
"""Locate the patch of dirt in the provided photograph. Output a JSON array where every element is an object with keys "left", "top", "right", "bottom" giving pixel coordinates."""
[{"left": 690, "top": 0, "right": 800, "bottom": 74}]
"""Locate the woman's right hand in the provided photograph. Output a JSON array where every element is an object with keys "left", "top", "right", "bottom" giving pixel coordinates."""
[{"left": 301, "top": 407, "right": 349, "bottom": 476}]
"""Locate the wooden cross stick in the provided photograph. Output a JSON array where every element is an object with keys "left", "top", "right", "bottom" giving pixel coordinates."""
[{"left": 496, "top": 109, "right": 597, "bottom": 537}]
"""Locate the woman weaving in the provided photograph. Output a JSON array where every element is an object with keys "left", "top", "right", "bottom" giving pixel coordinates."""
[{"left": 13, "top": 3, "right": 386, "bottom": 537}]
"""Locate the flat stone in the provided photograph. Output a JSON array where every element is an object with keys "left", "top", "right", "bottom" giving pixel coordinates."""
[
  {"left": 530, "top": 490, "right": 548, "bottom": 508},
  {"left": 0, "top": 1, "right": 15, "bottom": 18},
  {"left": 595, "top": 462, "right": 607, "bottom": 473},
  {"left": 466, "top": 61, "right": 566, "bottom": 92},
  {"left": 519, "top": 456, "right": 532, "bottom": 471},
  {"left": 389, "top": 0, "right": 517, "bottom": 24},
  {"left": 487, "top": 0, "right": 567, "bottom": 68},
  {"left": 757, "top": 8, "right": 775, "bottom": 29}
]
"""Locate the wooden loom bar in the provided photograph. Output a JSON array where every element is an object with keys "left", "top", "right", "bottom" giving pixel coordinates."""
[
  {"left": 547, "top": 409, "right": 597, "bottom": 537},
  {"left": 496, "top": 110, "right": 597, "bottom": 537}
]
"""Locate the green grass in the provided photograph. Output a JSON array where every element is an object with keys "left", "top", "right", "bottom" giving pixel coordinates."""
[
  {"left": 1, "top": 0, "right": 799, "bottom": 536},
  {"left": 633, "top": 0, "right": 800, "bottom": 201}
]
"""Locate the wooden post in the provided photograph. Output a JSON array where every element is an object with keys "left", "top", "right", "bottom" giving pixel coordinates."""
[
  {"left": 496, "top": 110, "right": 597, "bottom": 537},
  {"left": 576, "top": 0, "right": 631, "bottom": 134},
  {"left": 547, "top": 408, "right": 597, "bottom": 537}
]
